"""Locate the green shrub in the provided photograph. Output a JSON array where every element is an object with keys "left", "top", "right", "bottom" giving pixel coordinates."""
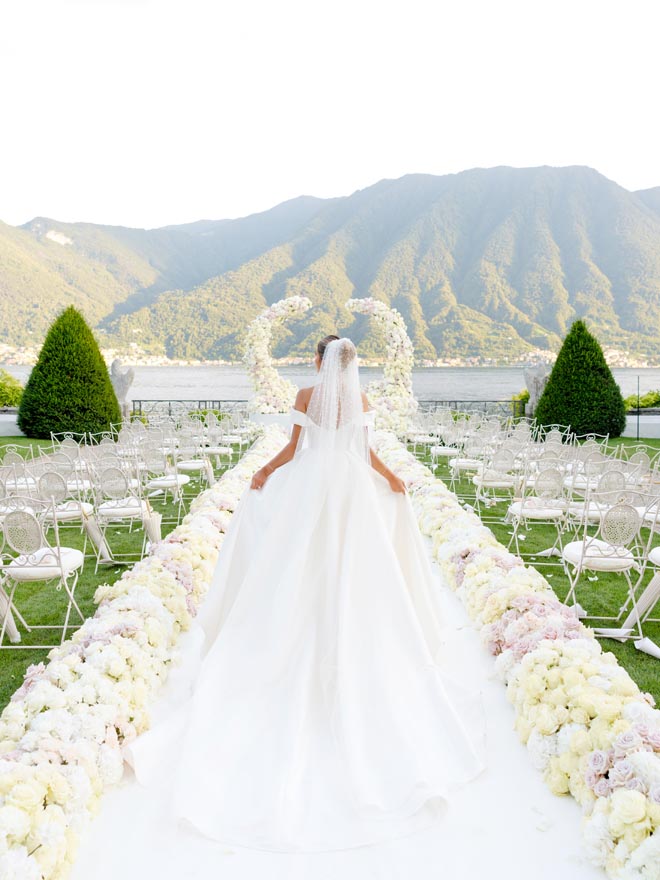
[
  {"left": 624, "top": 389, "right": 660, "bottom": 411},
  {"left": 18, "top": 306, "right": 121, "bottom": 439},
  {"left": 535, "top": 320, "right": 626, "bottom": 437},
  {"left": 512, "top": 388, "right": 530, "bottom": 404},
  {"left": 0, "top": 369, "right": 23, "bottom": 407},
  {"left": 188, "top": 408, "right": 231, "bottom": 424}
]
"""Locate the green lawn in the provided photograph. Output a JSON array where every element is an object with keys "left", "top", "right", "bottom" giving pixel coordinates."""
[
  {"left": 0, "top": 436, "right": 238, "bottom": 712},
  {"left": 413, "top": 438, "right": 660, "bottom": 705}
]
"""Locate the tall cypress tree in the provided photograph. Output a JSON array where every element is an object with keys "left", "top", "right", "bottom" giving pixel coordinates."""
[
  {"left": 18, "top": 306, "right": 121, "bottom": 439},
  {"left": 535, "top": 319, "right": 626, "bottom": 437}
]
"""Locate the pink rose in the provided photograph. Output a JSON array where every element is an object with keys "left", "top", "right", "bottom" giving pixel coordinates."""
[
  {"left": 593, "top": 778, "right": 612, "bottom": 798},
  {"left": 587, "top": 750, "right": 611, "bottom": 775},
  {"left": 613, "top": 730, "right": 645, "bottom": 760},
  {"left": 609, "top": 759, "right": 636, "bottom": 786},
  {"left": 625, "top": 777, "right": 648, "bottom": 794}
]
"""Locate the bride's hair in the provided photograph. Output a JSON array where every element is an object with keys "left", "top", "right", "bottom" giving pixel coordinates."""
[
  {"left": 316, "top": 335, "right": 340, "bottom": 360},
  {"left": 338, "top": 339, "right": 357, "bottom": 370}
]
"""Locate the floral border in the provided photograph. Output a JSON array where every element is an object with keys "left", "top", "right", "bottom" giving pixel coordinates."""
[
  {"left": 374, "top": 431, "right": 660, "bottom": 879},
  {"left": 0, "top": 427, "right": 287, "bottom": 880}
]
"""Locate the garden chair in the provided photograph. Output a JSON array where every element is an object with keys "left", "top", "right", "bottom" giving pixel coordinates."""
[
  {"left": 473, "top": 447, "right": 520, "bottom": 519},
  {"left": 561, "top": 489, "right": 649, "bottom": 620},
  {"left": 93, "top": 466, "right": 151, "bottom": 570},
  {"left": 142, "top": 444, "right": 189, "bottom": 525},
  {"left": 507, "top": 466, "right": 567, "bottom": 561},
  {"left": 0, "top": 500, "right": 84, "bottom": 648}
]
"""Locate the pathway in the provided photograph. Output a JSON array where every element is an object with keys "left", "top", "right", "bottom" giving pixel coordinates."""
[{"left": 69, "top": 546, "right": 602, "bottom": 880}]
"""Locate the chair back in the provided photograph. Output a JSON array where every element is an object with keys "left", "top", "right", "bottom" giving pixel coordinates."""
[
  {"left": 2, "top": 508, "right": 44, "bottom": 555},
  {"left": 535, "top": 467, "right": 564, "bottom": 500},
  {"left": 99, "top": 467, "right": 129, "bottom": 500},
  {"left": 38, "top": 471, "right": 68, "bottom": 504},
  {"left": 600, "top": 504, "right": 642, "bottom": 548}
]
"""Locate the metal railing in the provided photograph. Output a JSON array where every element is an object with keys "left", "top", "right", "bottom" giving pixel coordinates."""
[
  {"left": 417, "top": 399, "right": 527, "bottom": 419},
  {"left": 130, "top": 398, "right": 527, "bottom": 421},
  {"left": 131, "top": 399, "right": 249, "bottom": 419}
]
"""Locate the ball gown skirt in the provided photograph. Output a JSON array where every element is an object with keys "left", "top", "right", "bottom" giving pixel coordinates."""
[{"left": 124, "top": 418, "right": 485, "bottom": 852}]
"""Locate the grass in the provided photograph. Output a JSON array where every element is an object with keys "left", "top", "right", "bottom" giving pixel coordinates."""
[
  {"left": 0, "top": 436, "right": 240, "bottom": 713},
  {"left": 412, "top": 437, "right": 660, "bottom": 705}
]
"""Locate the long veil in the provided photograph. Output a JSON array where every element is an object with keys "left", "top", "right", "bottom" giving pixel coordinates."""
[{"left": 295, "top": 337, "right": 370, "bottom": 464}]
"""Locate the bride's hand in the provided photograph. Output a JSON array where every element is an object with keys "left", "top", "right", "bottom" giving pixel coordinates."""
[
  {"left": 250, "top": 467, "right": 270, "bottom": 490},
  {"left": 388, "top": 475, "right": 407, "bottom": 494}
]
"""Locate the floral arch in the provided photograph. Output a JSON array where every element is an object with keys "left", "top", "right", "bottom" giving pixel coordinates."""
[
  {"left": 345, "top": 297, "right": 418, "bottom": 434},
  {"left": 243, "top": 296, "right": 312, "bottom": 413},
  {"left": 244, "top": 294, "right": 417, "bottom": 432}
]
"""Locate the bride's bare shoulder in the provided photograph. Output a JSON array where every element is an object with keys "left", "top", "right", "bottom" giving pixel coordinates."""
[{"left": 294, "top": 387, "right": 314, "bottom": 411}]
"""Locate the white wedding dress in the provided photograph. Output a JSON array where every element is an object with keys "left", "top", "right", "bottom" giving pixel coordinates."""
[{"left": 126, "top": 340, "right": 485, "bottom": 854}]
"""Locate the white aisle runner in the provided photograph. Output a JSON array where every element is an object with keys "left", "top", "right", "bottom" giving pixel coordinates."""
[{"left": 70, "top": 550, "right": 602, "bottom": 880}]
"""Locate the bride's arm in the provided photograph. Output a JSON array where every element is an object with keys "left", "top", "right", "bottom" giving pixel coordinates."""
[
  {"left": 250, "top": 391, "right": 306, "bottom": 490},
  {"left": 368, "top": 447, "right": 407, "bottom": 494},
  {"left": 361, "top": 392, "right": 406, "bottom": 494}
]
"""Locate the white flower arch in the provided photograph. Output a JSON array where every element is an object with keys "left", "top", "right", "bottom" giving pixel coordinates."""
[
  {"left": 244, "top": 294, "right": 417, "bottom": 430},
  {"left": 346, "top": 297, "right": 418, "bottom": 434},
  {"left": 243, "top": 295, "right": 312, "bottom": 413}
]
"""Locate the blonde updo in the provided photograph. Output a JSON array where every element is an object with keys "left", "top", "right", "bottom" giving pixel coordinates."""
[{"left": 337, "top": 338, "right": 357, "bottom": 369}]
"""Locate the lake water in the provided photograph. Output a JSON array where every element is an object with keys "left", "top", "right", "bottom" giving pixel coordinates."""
[{"left": 3, "top": 364, "right": 660, "bottom": 402}]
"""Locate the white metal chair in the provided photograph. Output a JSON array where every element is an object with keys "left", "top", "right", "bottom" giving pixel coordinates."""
[
  {"left": 93, "top": 466, "right": 150, "bottom": 570},
  {"left": 142, "top": 444, "right": 189, "bottom": 524},
  {"left": 507, "top": 466, "right": 568, "bottom": 560},
  {"left": 561, "top": 490, "right": 647, "bottom": 618},
  {"left": 174, "top": 438, "right": 214, "bottom": 506},
  {"left": 0, "top": 500, "right": 84, "bottom": 648},
  {"left": 473, "top": 447, "right": 519, "bottom": 517}
]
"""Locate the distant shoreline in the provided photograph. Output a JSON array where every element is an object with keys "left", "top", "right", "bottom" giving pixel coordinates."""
[{"left": 2, "top": 355, "right": 658, "bottom": 370}]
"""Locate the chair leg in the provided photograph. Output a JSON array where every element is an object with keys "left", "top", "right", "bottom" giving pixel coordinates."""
[
  {"left": 623, "top": 570, "right": 645, "bottom": 640},
  {"left": 0, "top": 581, "right": 21, "bottom": 645},
  {"left": 563, "top": 564, "right": 583, "bottom": 610},
  {"left": 59, "top": 572, "right": 84, "bottom": 644}
]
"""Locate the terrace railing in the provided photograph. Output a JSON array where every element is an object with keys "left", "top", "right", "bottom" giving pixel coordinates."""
[
  {"left": 417, "top": 399, "right": 527, "bottom": 419},
  {"left": 130, "top": 398, "right": 527, "bottom": 421},
  {"left": 131, "top": 399, "right": 249, "bottom": 420}
]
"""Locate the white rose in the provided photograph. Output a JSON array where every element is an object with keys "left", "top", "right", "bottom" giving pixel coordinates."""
[
  {"left": 609, "top": 789, "right": 648, "bottom": 828},
  {"left": 0, "top": 805, "right": 31, "bottom": 841}
]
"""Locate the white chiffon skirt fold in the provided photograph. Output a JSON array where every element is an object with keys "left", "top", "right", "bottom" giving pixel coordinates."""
[{"left": 124, "top": 446, "right": 486, "bottom": 853}]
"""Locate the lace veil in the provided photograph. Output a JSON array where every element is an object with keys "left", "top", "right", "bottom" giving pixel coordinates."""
[{"left": 294, "top": 338, "right": 370, "bottom": 464}]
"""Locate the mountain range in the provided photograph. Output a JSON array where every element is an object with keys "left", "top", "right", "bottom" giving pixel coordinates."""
[{"left": 2, "top": 165, "right": 660, "bottom": 362}]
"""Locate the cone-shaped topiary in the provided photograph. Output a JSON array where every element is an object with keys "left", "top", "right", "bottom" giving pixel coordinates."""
[
  {"left": 18, "top": 306, "right": 121, "bottom": 438},
  {"left": 535, "top": 319, "right": 626, "bottom": 437}
]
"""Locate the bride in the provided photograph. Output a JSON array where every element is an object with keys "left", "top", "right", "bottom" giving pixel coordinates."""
[{"left": 126, "top": 335, "right": 485, "bottom": 853}]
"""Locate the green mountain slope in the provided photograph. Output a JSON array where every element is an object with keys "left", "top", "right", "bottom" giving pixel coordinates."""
[
  {"left": 3, "top": 167, "right": 660, "bottom": 361},
  {"left": 0, "top": 196, "right": 326, "bottom": 347}
]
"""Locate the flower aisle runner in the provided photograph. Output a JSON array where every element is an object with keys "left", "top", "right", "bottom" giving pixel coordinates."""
[
  {"left": 375, "top": 432, "right": 660, "bottom": 880},
  {"left": 0, "top": 428, "right": 286, "bottom": 880}
]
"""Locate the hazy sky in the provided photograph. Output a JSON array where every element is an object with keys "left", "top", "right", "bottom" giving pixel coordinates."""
[{"left": 1, "top": 0, "right": 659, "bottom": 229}]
